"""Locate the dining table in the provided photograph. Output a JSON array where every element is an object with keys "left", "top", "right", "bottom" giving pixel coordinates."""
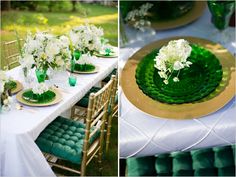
[
  {"left": 0, "top": 55, "right": 117, "bottom": 176},
  {"left": 119, "top": 7, "right": 236, "bottom": 158}
]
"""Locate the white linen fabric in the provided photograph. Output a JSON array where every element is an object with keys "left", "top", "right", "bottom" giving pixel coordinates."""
[
  {"left": 119, "top": 8, "right": 236, "bottom": 158},
  {"left": 0, "top": 55, "right": 117, "bottom": 176}
]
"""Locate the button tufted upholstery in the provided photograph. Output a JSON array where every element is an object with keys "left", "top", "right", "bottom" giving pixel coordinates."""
[
  {"left": 36, "top": 116, "right": 100, "bottom": 165},
  {"left": 127, "top": 144, "right": 236, "bottom": 176}
]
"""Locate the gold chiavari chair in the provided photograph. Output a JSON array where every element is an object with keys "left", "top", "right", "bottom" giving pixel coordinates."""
[
  {"left": 36, "top": 76, "right": 116, "bottom": 176},
  {"left": 105, "top": 74, "right": 118, "bottom": 153},
  {"left": 3, "top": 39, "right": 24, "bottom": 70}
]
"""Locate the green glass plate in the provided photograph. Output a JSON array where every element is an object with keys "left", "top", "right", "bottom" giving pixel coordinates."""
[
  {"left": 22, "top": 90, "right": 56, "bottom": 104},
  {"left": 74, "top": 63, "right": 95, "bottom": 72},
  {"left": 135, "top": 44, "right": 223, "bottom": 104}
]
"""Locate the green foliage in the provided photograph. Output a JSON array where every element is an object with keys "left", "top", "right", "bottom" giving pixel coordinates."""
[{"left": 4, "top": 80, "right": 17, "bottom": 91}]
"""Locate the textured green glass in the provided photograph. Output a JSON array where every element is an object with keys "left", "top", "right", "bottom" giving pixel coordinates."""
[
  {"left": 22, "top": 90, "right": 56, "bottom": 103},
  {"left": 207, "top": 0, "right": 235, "bottom": 30},
  {"left": 135, "top": 44, "right": 223, "bottom": 104},
  {"left": 35, "top": 69, "right": 47, "bottom": 83},
  {"left": 74, "top": 63, "right": 95, "bottom": 72}
]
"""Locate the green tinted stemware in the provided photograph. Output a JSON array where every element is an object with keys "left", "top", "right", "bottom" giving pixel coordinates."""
[
  {"left": 35, "top": 68, "right": 47, "bottom": 83},
  {"left": 207, "top": 0, "right": 235, "bottom": 30}
]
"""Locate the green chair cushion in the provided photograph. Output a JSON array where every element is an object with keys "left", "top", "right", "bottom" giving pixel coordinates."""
[
  {"left": 76, "top": 87, "right": 100, "bottom": 107},
  {"left": 126, "top": 144, "right": 235, "bottom": 176},
  {"left": 36, "top": 116, "right": 100, "bottom": 165},
  {"left": 102, "top": 68, "right": 117, "bottom": 83},
  {"left": 127, "top": 156, "right": 157, "bottom": 176}
]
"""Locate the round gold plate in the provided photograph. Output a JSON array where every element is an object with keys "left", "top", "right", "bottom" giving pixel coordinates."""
[
  {"left": 16, "top": 89, "right": 62, "bottom": 107},
  {"left": 121, "top": 36, "right": 235, "bottom": 119},
  {"left": 67, "top": 65, "right": 99, "bottom": 74},
  {"left": 11, "top": 80, "right": 23, "bottom": 94},
  {"left": 150, "top": 2, "right": 206, "bottom": 30}
]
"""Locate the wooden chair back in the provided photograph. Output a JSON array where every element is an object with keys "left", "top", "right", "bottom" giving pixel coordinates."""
[
  {"left": 81, "top": 75, "right": 115, "bottom": 176},
  {"left": 105, "top": 74, "right": 118, "bottom": 153},
  {"left": 3, "top": 39, "right": 24, "bottom": 69}
]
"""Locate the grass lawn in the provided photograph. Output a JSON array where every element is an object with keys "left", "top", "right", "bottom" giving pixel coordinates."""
[{"left": 0, "top": 3, "right": 118, "bottom": 69}]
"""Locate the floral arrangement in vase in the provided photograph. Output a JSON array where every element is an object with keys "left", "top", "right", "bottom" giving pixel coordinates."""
[
  {"left": 19, "top": 32, "right": 71, "bottom": 82},
  {"left": 69, "top": 24, "right": 104, "bottom": 55},
  {"left": 0, "top": 70, "right": 13, "bottom": 111},
  {"left": 154, "top": 39, "right": 192, "bottom": 85},
  {"left": 125, "top": 3, "right": 153, "bottom": 31}
]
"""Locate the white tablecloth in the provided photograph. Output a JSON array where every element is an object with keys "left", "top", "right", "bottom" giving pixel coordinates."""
[
  {"left": 119, "top": 8, "right": 236, "bottom": 158},
  {"left": 0, "top": 56, "right": 117, "bottom": 176}
]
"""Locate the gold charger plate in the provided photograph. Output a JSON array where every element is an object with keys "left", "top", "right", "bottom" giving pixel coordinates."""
[
  {"left": 121, "top": 36, "right": 235, "bottom": 119},
  {"left": 11, "top": 80, "right": 23, "bottom": 94},
  {"left": 67, "top": 65, "right": 99, "bottom": 74},
  {"left": 16, "top": 89, "right": 62, "bottom": 107},
  {"left": 149, "top": 1, "right": 206, "bottom": 30}
]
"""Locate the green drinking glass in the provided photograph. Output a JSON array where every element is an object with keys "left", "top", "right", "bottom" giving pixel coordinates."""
[
  {"left": 69, "top": 75, "right": 77, "bottom": 87},
  {"left": 73, "top": 50, "right": 81, "bottom": 60},
  {"left": 35, "top": 68, "right": 47, "bottom": 83},
  {"left": 207, "top": 0, "right": 235, "bottom": 30}
]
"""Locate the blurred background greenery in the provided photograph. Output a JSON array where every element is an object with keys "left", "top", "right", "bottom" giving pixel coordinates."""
[{"left": 1, "top": 0, "right": 118, "bottom": 69}]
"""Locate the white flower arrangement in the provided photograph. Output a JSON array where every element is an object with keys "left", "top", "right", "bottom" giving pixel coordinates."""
[
  {"left": 69, "top": 24, "right": 104, "bottom": 54},
  {"left": 154, "top": 39, "right": 192, "bottom": 85},
  {"left": 20, "top": 32, "right": 71, "bottom": 71},
  {"left": 125, "top": 3, "right": 153, "bottom": 31},
  {"left": 0, "top": 70, "right": 13, "bottom": 111},
  {"left": 32, "top": 82, "right": 49, "bottom": 95}
]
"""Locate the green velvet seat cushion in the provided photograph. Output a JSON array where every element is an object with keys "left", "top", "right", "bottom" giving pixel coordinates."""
[
  {"left": 76, "top": 87, "right": 100, "bottom": 107},
  {"left": 126, "top": 144, "right": 235, "bottom": 176},
  {"left": 127, "top": 156, "right": 156, "bottom": 176},
  {"left": 102, "top": 68, "right": 117, "bottom": 83},
  {"left": 36, "top": 116, "right": 100, "bottom": 165}
]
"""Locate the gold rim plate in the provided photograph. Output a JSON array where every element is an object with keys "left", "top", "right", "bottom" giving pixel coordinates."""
[
  {"left": 16, "top": 89, "right": 62, "bottom": 107},
  {"left": 67, "top": 65, "right": 99, "bottom": 74},
  {"left": 11, "top": 80, "right": 23, "bottom": 94},
  {"left": 148, "top": 2, "right": 206, "bottom": 30},
  {"left": 121, "top": 36, "right": 235, "bottom": 119}
]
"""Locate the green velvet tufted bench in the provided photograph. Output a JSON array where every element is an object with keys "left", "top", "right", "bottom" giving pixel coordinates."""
[
  {"left": 36, "top": 116, "right": 100, "bottom": 165},
  {"left": 127, "top": 144, "right": 235, "bottom": 176}
]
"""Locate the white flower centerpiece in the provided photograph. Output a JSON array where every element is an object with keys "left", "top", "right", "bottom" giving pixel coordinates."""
[
  {"left": 154, "top": 39, "right": 192, "bottom": 85},
  {"left": 0, "top": 70, "right": 13, "bottom": 112},
  {"left": 20, "top": 32, "right": 71, "bottom": 82},
  {"left": 125, "top": 3, "right": 153, "bottom": 31},
  {"left": 69, "top": 24, "right": 104, "bottom": 71}
]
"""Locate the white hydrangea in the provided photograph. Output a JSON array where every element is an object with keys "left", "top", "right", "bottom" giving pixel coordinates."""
[
  {"left": 125, "top": 3, "right": 153, "bottom": 31},
  {"left": 20, "top": 32, "right": 71, "bottom": 71},
  {"left": 69, "top": 24, "right": 104, "bottom": 54},
  {"left": 32, "top": 82, "right": 49, "bottom": 95},
  {"left": 154, "top": 39, "right": 192, "bottom": 84}
]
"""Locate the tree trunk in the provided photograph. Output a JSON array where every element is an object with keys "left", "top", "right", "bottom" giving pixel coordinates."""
[
  {"left": 71, "top": 0, "right": 77, "bottom": 12},
  {"left": 1, "top": 0, "right": 11, "bottom": 11}
]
